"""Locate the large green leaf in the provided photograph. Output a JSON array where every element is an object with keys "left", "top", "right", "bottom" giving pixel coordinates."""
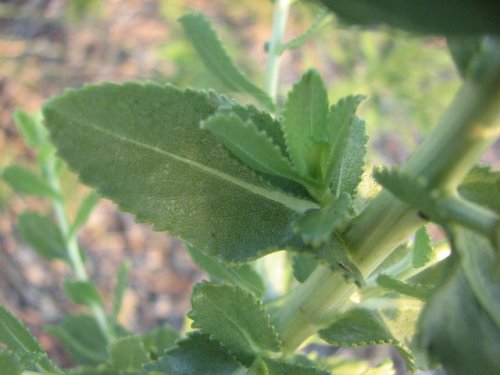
[
  {"left": 16, "top": 211, "right": 67, "bottom": 261},
  {"left": 319, "top": 308, "right": 415, "bottom": 372},
  {"left": 145, "top": 332, "right": 245, "bottom": 375},
  {"left": 43, "top": 83, "right": 317, "bottom": 262},
  {"left": 320, "top": 0, "right": 500, "bottom": 35},
  {"left": 189, "top": 281, "right": 281, "bottom": 365},
  {"left": 0, "top": 306, "right": 60, "bottom": 374},
  {"left": 416, "top": 245, "right": 500, "bottom": 375},
  {"left": 179, "top": 13, "right": 272, "bottom": 109},
  {"left": 282, "top": 70, "right": 330, "bottom": 178}
]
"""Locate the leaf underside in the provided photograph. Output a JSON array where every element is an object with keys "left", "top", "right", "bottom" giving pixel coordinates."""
[{"left": 43, "top": 82, "right": 316, "bottom": 263}]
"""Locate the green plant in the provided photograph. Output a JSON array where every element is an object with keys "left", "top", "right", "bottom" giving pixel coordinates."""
[{"left": 1, "top": 1, "right": 499, "bottom": 374}]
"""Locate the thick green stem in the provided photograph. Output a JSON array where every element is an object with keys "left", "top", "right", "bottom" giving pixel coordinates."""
[
  {"left": 274, "top": 45, "right": 500, "bottom": 353},
  {"left": 265, "top": 0, "right": 291, "bottom": 101}
]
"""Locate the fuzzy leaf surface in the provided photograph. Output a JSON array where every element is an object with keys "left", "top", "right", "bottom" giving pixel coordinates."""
[
  {"left": 0, "top": 306, "right": 60, "bottom": 374},
  {"left": 188, "top": 244, "right": 264, "bottom": 297},
  {"left": 411, "top": 226, "right": 433, "bottom": 268},
  {"left": 189, "top": 281, "right": 281, "bottom": 365},
  {"left": 319, "top": 308, "right": 415, "bottom": 371},
  {"left": 109, "top": 336, "right": 149, "bottom": 371},
  {"left": 2, "top": 165, "right": 60, "bottom": 200},
  {"left": 201, "top": 113, "right": 303, "bottom": 183},
  {"left": 458, "top": 165, "right": 500, "bottom": 214},
  {"left": 17, "top": 211, "right": 67, "bottom": 261},
  {"left": 282, "top": 70, "right": 329, "bottom": 177},
  {"left": 43, "top": 83, "right": 316, "bottom": 262},
  {"left": 146, "top": 332, "right": 245, "bottom": 375},
  {"left": 179, "top": 13, "right": 272, "bottom": 109},
  {"left": 320, "top": 0, "right": 500, "bottom": 35},
  {"left": 323, "top": 96, "right": 365, "bottom": 190}
]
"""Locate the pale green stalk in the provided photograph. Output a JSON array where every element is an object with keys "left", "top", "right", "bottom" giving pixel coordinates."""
[{"left": 273, "top": 43, "right": 500, "bottom": 353}]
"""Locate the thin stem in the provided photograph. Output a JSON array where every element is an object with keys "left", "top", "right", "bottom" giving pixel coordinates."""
[
  {"left": 273, "top": 43, "right": 500, "bottom": 352},
  {"left": 44, "top": 157, "right": 114, "bottom": 342},
  {"left": 265, "top": 0, "right": 291, "bottom": 101}
]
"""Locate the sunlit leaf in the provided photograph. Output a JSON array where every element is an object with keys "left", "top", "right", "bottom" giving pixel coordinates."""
[{"left": 411, "top": 226, "right": 433, "bottom": 268}]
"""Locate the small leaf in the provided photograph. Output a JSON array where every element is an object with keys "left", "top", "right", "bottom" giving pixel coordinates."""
[
  {"left": 188, "top": 281, "right": 281, "bottom": 365},
  {"left": 288, "top": 232, "right": 364, "bottom": 286},
  {"left": 411, "top": 226, "right": 433, "bottom": 268},
  {"left": 319, "top": 308, "right": 415, "bottom": 372},
  {"left": 320, "top": 0, "right": 500, "bottom": 35},
  {"left": 13, "top": 110, "right": 45, "bottom": 147},
  {"left": 64, "top": 280, "right": 103, "bottom": 307},
  {"left": 188, "top": 244, "right": 264, "bottom": 297},
  {"left": 109, "top": 336, "right": 149, "bottom": 371},
  {"left": 282, "top": 69, "right": 330, "bottom": 178},
  {"left": 179, "top": 13, "right": 273, "bottom": 109},
  {"left": 292, "top": 254, "right": 318, "bottom": 283},
  {"left": 111, "top": 260, "right": 131, "bottom": 325},
  {"left": 0, "top": 305, "right": 60, "bottom": 374},
  {"left": 45, "top": 314, "right": 109, "bottom": 365},
  {"left": 17, "top": 211, "right": 67, "bottom": 261},
  {"left": 201, "top": 113, "right": 305, "bottom": 184},
  {"left": 458, "top": 164, "right": 500, "bottom": 214},
  {"left": 293, "top": 192, "right": 351, "bottom": 247},
  {"left": 376, "top": 274, "right": 431, "bottom": 301},
  {"left": 141, "top": 325, "right": 179, "bottom": 359},
  {"left": 249, "top": 356, "right": 329, "bottom": 375},
  {"left": 69, "top": 191, "right": 100, "bottom": 238},
  {"left": 145, "top": 332, "right": 245, "bottom": 375},
  {"left": 43, "top": 82, "right": 316, "bottom": 263},
  {"left": 2, "top": 165, "right": 60, "bottom": 200}
]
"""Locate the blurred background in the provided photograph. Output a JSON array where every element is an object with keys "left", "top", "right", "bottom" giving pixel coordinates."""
[{"left": 0, "top": 0, "right": 495, "bottom": 372}]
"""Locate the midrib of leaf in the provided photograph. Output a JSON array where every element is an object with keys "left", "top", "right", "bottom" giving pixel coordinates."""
[
  {"left": 75, "top": 118, "right": 317, "bottom": 213},
  {"left": 198, "top": 295, "right": 262, "bottom": 355}
]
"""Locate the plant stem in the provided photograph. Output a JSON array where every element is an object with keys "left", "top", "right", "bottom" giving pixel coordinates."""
[
  {"left": 265, "top": 0, "right": 291, "bottom": 102},
  {"left": 274, "top": 43, "right": 500, "bottom": 353},
  {"left": 44, "top": 157, "right": 114, "bottom": 342}
]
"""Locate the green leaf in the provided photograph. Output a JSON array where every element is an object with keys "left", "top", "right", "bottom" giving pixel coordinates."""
[
  {"left": 249, "top": 356, "right": 329, "bottom": 375},
  {"left": 179, "top": 13, "right": 273, "bottom": 109},
  {"left": 111, "top": 260, "right": 131, "bottom": 325},
  {"left": 188, "top": 281, "right": 281, "bottom": 365},
  {"left": 279, "top": 10, "right": 330, "bottom": 53},
  {"left": 45, "top": 314, "right": 108, "bottom": 365},
  {"left": 201, "top": 113, "right": 306, "bottom": 184},
  {"left": 319, "top": 308, "right": 415, "bottom": 372},
  {"left": 187, "top": 244, "right": 264, "bottom": 298},
  {"left": 0, "top": 350, "right": 23, "bottom": 375},
  {"left": 411, "top": 226, "right": 433, "bottom": 268},
  {"left": 292, "top": 193, "right": 351, "bottom": 247},
  {"left": 17, "top": 211, "right": 67, "bottom": 261},
  {"left": 141, "top": 325, "right": 179, "bottom": 359},
  {"left": 282, "top": 69, "right": 329, "bottom": 178},
  {"left": 13, "top": 110, "right": 45, "bottom": 147},
  {"left": 145, "top": 332, "right": 245, "bottom": 375},
  {"left": 292, "top": 254, "right": 318, "bottom": 283},
  {"left": 289, "top": 232, "right": 363, "bottom": 286},
  {"left": 43, "top": 82, "right": 317, "bottom": 263},
  {"left": 320, "top": 0, "right": 500, "bottom": 35},
  {"left": 459, "top": 165, "right": 500, "bottom": 214},
  {"left": 64, "top": 280, "right": 103, "bottom": 307},
  {"left": 416, "top": 252, "right": 500, "bottom": 374},
  {"left": 69, "top": 191, "right": 100, "bottom": 238},
  {"left": 0, "top": 306, "right": 60, "bottom": 374},
  {"left": 2, "top": 165, "right": 61, "bottom": 200},
  {"left": 323, "top": 96, "right": 365, "bottom": 194},
  {"left": 376, "top": 274, "right": 431, "bottom": 301},
  {"left": 109, "top": 336, "right": 149, "bottom": 371}
]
